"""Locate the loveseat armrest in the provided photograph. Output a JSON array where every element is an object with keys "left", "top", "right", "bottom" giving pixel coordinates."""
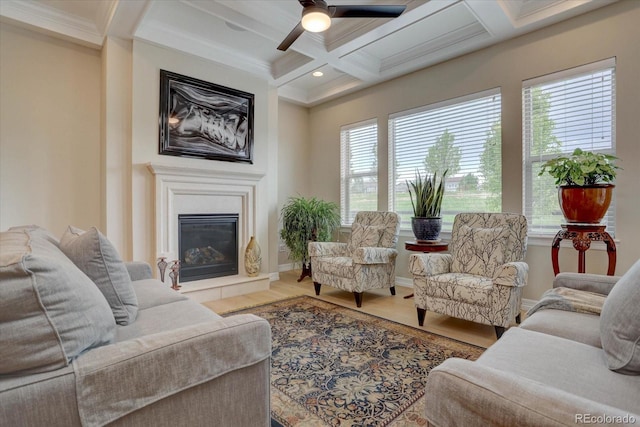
[
  {"left": 124, "top": 261, "right": 153, "bottom": 281},
  {"left": 309, "top": 241, "right": 348, "bottom": 257},
  {"left": 352, "top": 247, "right": 398, "bottom": 264},
  {"left": 73, "top": 314, "right": 271, "bottom": 426},
  {"left": 493, "top": 261, "right": 528, "bottom": 287},
  {"left": 408, "top": 253, "right": 452, "bottom": 277},
  {"left": 553, "top": 272, "right": 620, "bottom": 295},
  {"left": 425, "top": 358, "right": 637, "bottom": 427}
]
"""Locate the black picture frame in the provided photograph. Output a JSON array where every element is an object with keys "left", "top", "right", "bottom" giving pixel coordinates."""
[{"left": 159, "top": 70, "right": 254, "bottom": 163}]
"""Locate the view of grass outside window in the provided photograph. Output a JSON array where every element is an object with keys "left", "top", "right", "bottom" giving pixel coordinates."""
[
  {"left": 388, "top": 89, "right": 502, "bottom": 231},
  {"left": 523, "top": 58, "right": 616, "bottom": 236},
  {"left": 340, "top": 120, "right": 378, "bottom": 226}
]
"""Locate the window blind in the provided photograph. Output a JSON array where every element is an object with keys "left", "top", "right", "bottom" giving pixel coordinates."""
[
  {"left": 388, "top": 88, "right": 502, "bottom": 231},
  {"left": 340, "top": 119, "right": 378, "bottom": 226},
  {"left": 523, "top": 58, "right": 616, "bottom": 236}
]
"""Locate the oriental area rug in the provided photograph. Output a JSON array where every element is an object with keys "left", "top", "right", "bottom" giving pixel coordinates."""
[{"left": 225, "top": 296, "right": 484, "bottom": 427}]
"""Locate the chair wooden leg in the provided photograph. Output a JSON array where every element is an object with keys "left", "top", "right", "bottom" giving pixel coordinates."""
[
  {"left": 417, "top": 308, "right": 426, "bottom": 326},
  {"left": 353, "top": 292, "right": 363, "bottom": 307},
  {"left": 313, "top": 282, "right": 321, "bottom": 296},
  {"left": 494, "top": 326, "right": 506, "bottom": 339},
  {"left": 516, "top": 313, "right": 522, "bottom": 324},
  {"left": 390, "top": 286, "right": 396, "bottom": 296}
]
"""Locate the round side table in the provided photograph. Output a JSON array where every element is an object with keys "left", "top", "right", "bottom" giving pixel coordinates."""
[
  {"left": 404, "top": 240, "right": 449, "bottom": 298},
  {"left": 405, "top": 240, "right": 449, "bottom": 253}
]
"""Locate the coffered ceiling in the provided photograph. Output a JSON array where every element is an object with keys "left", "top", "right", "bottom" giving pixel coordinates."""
[{"left": 0, "top": 0, "right": 617, "bottom": 106}]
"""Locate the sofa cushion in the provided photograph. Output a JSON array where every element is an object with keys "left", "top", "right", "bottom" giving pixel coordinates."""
[
  {"left": 478, "top": 328, "right": 640, "bottom": 414},
  {"left": 0, "top": 226, "right": 115, "bottom": 374},
  {"left": 451, "top": 225, "right": 510, "bottom": 277},
  {"left": 520, "top": 309, "right": 602, "bottom": 348},
  {"left": 600, "top": 259, "right": 640, "bottom": 375},
  {"left": 60, "top": 226, "right": 138, "bottom": 325},
  {"left": 115, "top": 299, "right": 222, "bottom": 343},
  {"left": 131, "top": 278, "right": 189, "bottom": 311}
]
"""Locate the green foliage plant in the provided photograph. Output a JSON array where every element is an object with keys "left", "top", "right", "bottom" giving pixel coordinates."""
[
  {"left": 279, "top": 196, "right": 341, "bottom": 266},
  {"left": 539, "top": 148, "right": 620, "bottom": 186},
  {"left": 406, "top": 169, "right": 448, "bottom": 218}
]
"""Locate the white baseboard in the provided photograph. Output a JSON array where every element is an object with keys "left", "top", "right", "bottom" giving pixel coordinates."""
[
  {"left": 269, "top": 272, "right": 280, "bottom": 282},
  {"left": 395, "top": 276, "right": 413, "bottom": 288},
  {"left": 278, "top": 263, "right": 295, "bottom": 272}
]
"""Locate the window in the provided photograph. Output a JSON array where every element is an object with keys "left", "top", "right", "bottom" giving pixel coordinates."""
[
  {"left": 388, "top": 89, "right": 502, "bottom": 231},
  {"left": 523, "top": 58, "right": 616, "bottom": 236},
  {"left": 340, "top": 120, "right": 378, "bottom": 226}
]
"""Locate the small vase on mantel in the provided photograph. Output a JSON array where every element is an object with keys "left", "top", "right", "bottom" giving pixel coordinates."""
[{"left": 244, "top": 236, "right": 261, "bottom": 277}]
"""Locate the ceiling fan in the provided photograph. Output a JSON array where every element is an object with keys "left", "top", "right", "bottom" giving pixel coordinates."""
[{"left": 277, "top": 0, "right": 407, "bottom": 51}]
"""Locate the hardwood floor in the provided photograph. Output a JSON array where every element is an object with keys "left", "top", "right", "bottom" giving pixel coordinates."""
[{"left": 203, "top": 269, "right": 500, "bottom": 348}]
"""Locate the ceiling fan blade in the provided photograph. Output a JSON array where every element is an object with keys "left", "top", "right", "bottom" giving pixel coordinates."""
[
  {"left": 329, "top": 5, "right": 406, "bottom": 19},
  {"left": 277, "top": 22, "right": 305, "bottom": 51}
]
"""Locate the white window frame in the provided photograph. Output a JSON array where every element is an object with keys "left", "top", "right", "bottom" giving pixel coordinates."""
[
  {"left": 388, "top": 88, "right": 502, "bottom": 232},
  {"left": 340, "top": 119, "right": 378, "bottom": 226},
  {"left": 522, "top": 58, "right": 616, "bottom": 237}
]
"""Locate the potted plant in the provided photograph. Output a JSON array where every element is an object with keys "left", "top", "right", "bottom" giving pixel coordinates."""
[
  {"left": 280, "top": 196, "right": 340, "bottom": 281},
  {"left": 406, "top": 169, "right": 447, "bottom": 242},
  {"left": 539, "top": 148, "right": 620, "bottom": 223}
]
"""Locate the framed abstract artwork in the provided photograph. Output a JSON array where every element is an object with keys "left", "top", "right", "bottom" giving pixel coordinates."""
[{"left": 159, "top": 70, "right": 254, "bottom": 163}]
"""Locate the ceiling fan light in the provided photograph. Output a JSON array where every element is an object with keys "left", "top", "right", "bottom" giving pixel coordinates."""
[{"left": 301, "top": 8, "right": 331, "bottom": 32}]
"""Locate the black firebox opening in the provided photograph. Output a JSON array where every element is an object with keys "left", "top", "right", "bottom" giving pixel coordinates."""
[{"left": 178, "top": 214, "right": 239, "bottom": 282}]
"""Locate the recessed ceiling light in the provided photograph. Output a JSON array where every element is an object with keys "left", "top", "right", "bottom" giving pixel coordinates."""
[{"left": 312, "top": 71, "right": 324, "bottom": 77}]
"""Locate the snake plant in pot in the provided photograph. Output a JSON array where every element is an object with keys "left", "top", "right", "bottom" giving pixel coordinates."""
[
  {"left": 406, "top": 169, "right": 448, "bottom": 241},
  {"left": 539, "top": 148, "right": 620, "bottom": 223},
  {"left": 279, "top": 196, "right": 340, "bottom": 281}
]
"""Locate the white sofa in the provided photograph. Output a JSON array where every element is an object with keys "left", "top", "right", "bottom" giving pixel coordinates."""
[
  {"left": 424, "top": 260, "right": 640, "bottom": 426},
  {"left": 0, "top": 225, "right": 271, "bottom": 426}
]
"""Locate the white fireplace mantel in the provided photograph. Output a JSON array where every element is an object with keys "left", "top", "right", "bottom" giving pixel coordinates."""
[
  {"left": 147, "top": 162, "right": 269, "bottom": 302},
  {"left": 147, "top": 163, "right": 266, "bottom": 182}
]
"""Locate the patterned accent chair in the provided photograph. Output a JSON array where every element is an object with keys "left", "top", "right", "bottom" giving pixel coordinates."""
[
  {"left": 309, "top": 211, "right": 401, "bottom": 307},
  {"left": 409, "top": 213, "right": 528, "bottom": 338}
]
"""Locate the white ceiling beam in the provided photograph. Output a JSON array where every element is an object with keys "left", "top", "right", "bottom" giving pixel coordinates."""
[
  {"left": 135, "top": 20, "right": 272, "bottom": 77},
  {"left": 105, "top": 0, "right": 152, "bottom": 39},
  {"left": 462, "top": 0, "right": 515, "bottom": 37}
]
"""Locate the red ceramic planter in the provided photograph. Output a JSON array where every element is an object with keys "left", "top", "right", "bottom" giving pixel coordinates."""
[{"left": 558, "top": 184, "right": 614, "bottom": 223}]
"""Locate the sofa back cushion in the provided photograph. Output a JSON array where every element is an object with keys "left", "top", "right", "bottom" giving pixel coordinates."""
[
  {"left": 0, "top": 226, "right": 115, "bottom": 375},
  {"left": 600, "top": 258, "right": 640, "bottom": 375},
  {"left": 60, "top": 226, "right": 138, "bottom": 325}
]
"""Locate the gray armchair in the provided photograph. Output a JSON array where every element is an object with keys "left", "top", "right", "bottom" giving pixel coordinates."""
[
  {"left": 409, "top": 212, "right": 528, "bottom": 338},
  {"left": 309, "top": 211, "right": 400, "bottom": 307}
]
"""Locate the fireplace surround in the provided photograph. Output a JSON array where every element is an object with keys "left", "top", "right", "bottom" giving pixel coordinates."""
[{"left": 147, "top": 163, "right": 269, "bottom": 302}]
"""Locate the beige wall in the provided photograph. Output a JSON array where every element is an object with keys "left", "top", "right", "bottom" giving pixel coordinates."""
[
  {"left": 129, "top": 41, "right": 279, "bottom": 273},
  {"left": 277, "top": 100, "right": 311, "bottom": 266},
  {"left": 0, "top": 23, "right": 102, "bottom": 236},
  {"left": 101, "top": 37, "right": 133, "bottom": 259},
  {"left": 2, "top": 3, "right": 638, "bottom": 295},
  {"left": 306, "top": 1, "right": 640, "bottom": 300}
]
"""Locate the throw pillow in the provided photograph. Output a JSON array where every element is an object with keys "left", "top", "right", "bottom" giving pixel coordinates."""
[
  {"left": 60, "top": 226, "right": 138, "bottom": 325},
  {"left": 600, "top": 258, "right": 640, "bottom": 375},
  {"left": 348, "top": 223, "right": 384, "bottom": 255},
  {"left": 451, "top": 225, "right": 510, "bottom": 277},
  {"left": 0, "top": 226, "right": 115, "bottom": 374}
]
